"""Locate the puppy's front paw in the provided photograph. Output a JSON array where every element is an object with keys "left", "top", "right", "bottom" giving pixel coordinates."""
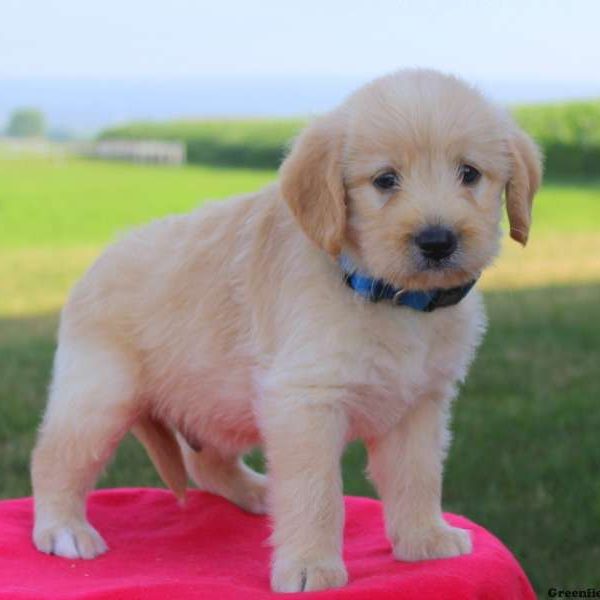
[
  {"left": 393, "top": 523, "right": 472, "bottom": 562},
  {"left": 34, "top": 520, "right": 108, "bottom": 559},
  {"left": 271, "top": 556, "right": 348, "bottom": 593}
]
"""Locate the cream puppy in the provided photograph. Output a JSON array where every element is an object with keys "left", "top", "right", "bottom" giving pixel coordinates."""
[{"left": 31, "top": 69, "right": 542, "bottom": 593}]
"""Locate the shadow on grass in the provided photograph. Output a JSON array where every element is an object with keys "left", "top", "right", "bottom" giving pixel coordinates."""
[{"left": 1, "top": 282, "right": 598, "bottom": 591}]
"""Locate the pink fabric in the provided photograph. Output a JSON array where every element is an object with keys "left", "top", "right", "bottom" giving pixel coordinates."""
[{"left": 0, "top": 488, "right": 535, "bottom": 599}]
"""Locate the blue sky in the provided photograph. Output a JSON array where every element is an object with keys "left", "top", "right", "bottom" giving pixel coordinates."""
[
  {"left": 2, "top": 0, "right": 599, "bottom": 83},
  {"left": 2, "top": 1, "right": 599, "bottom": 131}
]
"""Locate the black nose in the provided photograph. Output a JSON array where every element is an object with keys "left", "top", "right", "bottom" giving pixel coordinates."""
[{"left": 415, "top": 226, "right": 457, "bottom": 261}]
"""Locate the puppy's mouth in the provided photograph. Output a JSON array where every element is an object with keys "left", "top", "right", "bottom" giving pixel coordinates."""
[
  {"left": 420, "top": 255, "right": 457, "bottom": 272},
  {"left": 404, "top": 247, "right": 478, "bottom": 290}
]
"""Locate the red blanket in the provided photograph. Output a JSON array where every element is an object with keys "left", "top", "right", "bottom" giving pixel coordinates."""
[{"left": 0, "top": 488, "right": 535, "bottom": 599}]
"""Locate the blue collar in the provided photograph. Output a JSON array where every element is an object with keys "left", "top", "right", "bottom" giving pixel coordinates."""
[{"left": 339, "top": 254, "right": 477, "bottom": 312}]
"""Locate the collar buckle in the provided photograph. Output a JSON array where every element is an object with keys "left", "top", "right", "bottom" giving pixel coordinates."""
[{"left": 391, "top": 289, "right": 407, "bottom": 306}]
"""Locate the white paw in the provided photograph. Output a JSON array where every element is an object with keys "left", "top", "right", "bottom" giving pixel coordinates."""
[
  {"left": 393, "top": 523, "right": 472, "bottom": 562},
  {"left": 271, "top": 556, "right": 348, "bottom": 593},
  {"left": 34, "top": 520, "right": 108, "bottom": 559}
]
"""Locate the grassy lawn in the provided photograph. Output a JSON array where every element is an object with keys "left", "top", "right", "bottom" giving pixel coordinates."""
[{"left": 1, "top": 155, "right": 598, "bottom": 593}]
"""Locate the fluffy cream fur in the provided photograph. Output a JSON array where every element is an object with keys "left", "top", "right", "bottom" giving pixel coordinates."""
[{"left": 31, "top": 69, "right": 542, "bottom": 593}]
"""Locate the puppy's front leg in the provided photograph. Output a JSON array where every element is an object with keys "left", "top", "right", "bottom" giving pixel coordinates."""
[
  {"left": 367, "top": 394, "right": 472, "bottom": 562},
  {"left": 262, "top": 388, "right": 348, "bottom": 593}
]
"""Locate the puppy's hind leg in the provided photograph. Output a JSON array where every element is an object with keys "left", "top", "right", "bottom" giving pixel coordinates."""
[
  {"left": 31, "top": 336, "right": 139, "bottom": 559},
  {"left": 181, "top": 441, "right": 268, "bottom": 515}
]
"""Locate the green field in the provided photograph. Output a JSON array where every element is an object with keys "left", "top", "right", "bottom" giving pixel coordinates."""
[{"left": 1, "top": 155, "right": 599, "bottom": 595}]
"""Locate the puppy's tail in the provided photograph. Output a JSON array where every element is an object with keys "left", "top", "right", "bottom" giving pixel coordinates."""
[{"left": 131, "top": 414, "right": 188, "bottom": 503}]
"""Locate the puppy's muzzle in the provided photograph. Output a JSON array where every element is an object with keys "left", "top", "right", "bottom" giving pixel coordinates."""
[{"left": 415, "top": 226, "right": 457, "bottom": 261}]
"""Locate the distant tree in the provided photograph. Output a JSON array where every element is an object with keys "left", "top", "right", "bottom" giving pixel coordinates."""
[{"left": 6, "top": 108, "right": 46, "bottom": 138}]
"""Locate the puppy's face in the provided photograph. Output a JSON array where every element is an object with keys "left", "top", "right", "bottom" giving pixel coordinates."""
[{"left": 281, "top": 70, "right": 542, "bottom": 290}]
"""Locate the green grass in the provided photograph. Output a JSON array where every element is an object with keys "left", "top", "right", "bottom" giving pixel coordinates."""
[
  {"left": 0, "top": 157, "right": 275, "bottom": 248},
  {"left": 1, "top": 155, "right": 599, "bottom": 594},
  {"left": 1, "top": 156, "right": 599, "bottom": 251}
]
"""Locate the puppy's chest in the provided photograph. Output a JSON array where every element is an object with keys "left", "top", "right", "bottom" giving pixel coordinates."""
[{"left": 341, "top": 311, "right": 467, "bottom": 438}]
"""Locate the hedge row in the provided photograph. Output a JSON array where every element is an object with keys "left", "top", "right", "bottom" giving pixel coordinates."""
[
  {"left": 100, "top": 119, "right": 304, "bottom": 170},
  {"left": 513, "top": 101, "right": 600, "bottom": 178},
  {"left": 100, "top": 100, "right": 600, "bottom": 177}
]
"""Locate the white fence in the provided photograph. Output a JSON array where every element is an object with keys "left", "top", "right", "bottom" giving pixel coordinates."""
[
  {"left": 0, "top": 137, "right": 186, "bottom": 165},
  {"left": 84, "top": 139, "right": 186, "bottom": 165},
  {"left": 0, "top": 137, "right": 68, "bottom": 158}
]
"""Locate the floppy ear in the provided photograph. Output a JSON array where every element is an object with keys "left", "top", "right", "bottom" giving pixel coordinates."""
[
  {"left": 279, "top": 114, "right": 346, "bottom": 256},
  {"left": 505, "top": 129, "right": 543, "bottom": 245}
]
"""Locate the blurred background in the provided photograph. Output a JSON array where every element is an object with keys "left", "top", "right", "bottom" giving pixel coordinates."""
[{"left": 1, "top": 0, "right": 598, "bottom": 594}]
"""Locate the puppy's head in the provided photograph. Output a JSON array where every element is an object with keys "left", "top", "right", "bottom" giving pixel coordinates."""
[{"left": 280, "top": 69, "right": 542, "bottom": 290}]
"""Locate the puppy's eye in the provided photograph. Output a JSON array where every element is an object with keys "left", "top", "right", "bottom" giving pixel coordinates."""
[
  {"left": 373, "top": 171, "right": 399, "bottom": 191},
  {"left": 459, "top": 164, "right": 481, "bottom": 186}
]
